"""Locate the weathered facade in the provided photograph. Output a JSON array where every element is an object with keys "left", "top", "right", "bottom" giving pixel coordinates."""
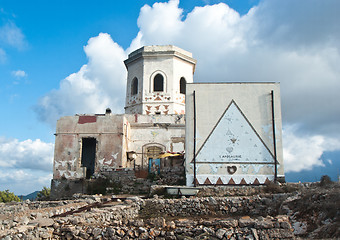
[
  {"left": 53, "top": 113, "right": 186, "bottom": 180},
  {"left": 185, "top": 83, "right": 285, "bottom": 186},
  {"left": 51, "top": 45, "right": 286, "bottom": 197},
  {"left": 52, "top": 45, "right": 194, "bottom": 182}
]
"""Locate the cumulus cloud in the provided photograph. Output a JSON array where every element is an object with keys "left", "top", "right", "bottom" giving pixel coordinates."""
[
  {"left": 0, "top": 168, "right": 52, "bottom": 195},
  {"left": 132, "top": 0, "right": 340, "bottom": 138},
  {"left": 0, "top": 137, "right": 54, "bottom": 194},
  {"left": 35, "top": 33, "right": 127, "bottom": 127},
  {"left": 0, "top": 137, "right": 54, "bottom": 171},
  {"left": 283, "top": 125, "right": 340, "bottom": 172},
  {"left": 33, "top": 0, "right": 340, "bottom": 175},
  {"left": 130, "top": 0, "right": 340, "bottom": 174}
]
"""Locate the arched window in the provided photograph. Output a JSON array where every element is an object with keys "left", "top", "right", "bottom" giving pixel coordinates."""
[
  {"left": 153, "top": 74, "right": 164, "bottom": 92},
  {"left": 180, "top": 77, "right": 186, "bottom": 94},
  {"left": 131, "top": 77, "right": 138, "bottom": 95}
]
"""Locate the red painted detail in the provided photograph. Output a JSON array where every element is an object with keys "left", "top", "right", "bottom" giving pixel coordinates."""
[
  {"left": 146, "top": 110, "right": 151, "bottom": 115},
  {"left": 132, "top": 100, "right": 136, "bottom": 104},
  {"left": 204, "top": 177, "right": 212, "bottom": 185},
  {"left": 216, "top": 177, "right": 224, "bottom": 185},
  {"left": 253, "top": 178, "right": 260, "bottom": 185},
  {"left": 163, "top": 110, "right": 169, "bottom": 115},
  {"left": 146, "top": 105, "right": 152, "bottom": 110},
  {"left": 228, "top": 178, "right": 235, "bottom": 185},
  {"left": 164, "top": 105, "right": 169, "bottom": 110},
  {"left": 154, "top": 96, "right": 161, "bottom": 101},
  {"left": 193, "top": 178, "right": 200, "bottom": 185},
  {"left": 155, "top": 105, "right": 160, "bottom": 110},
  {"left": 240, "top": 178, "right": 247, "bottom": 185},
  {"left": 78, "top": 116, "right": 97, "bottom": 124},
  {"left": 135, "top": 114, "right": 138, "bottom": 122}
]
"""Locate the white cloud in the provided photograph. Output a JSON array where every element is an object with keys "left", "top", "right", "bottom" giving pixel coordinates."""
[
  {"left": 0, "top": 168, "right": 52, "bottom": 195},
  {"left": 136, "top": 0, "right": 184, "bottom": 45},
  {"left": 131, "top": 0, "right": 340, "bottom": 137},
  {"left": 11, "top": 69, "right": 27, "bottom": 78},
  {"left": 0, "top": 137, "right": 54, "bottom": 194},
  {"left": 283, "top": 125, "right": 340, "bottom": 173},
  {"left": 33, "top": 0, "right": 340, "bottom": 175},
  {"left": 0, "top": 137, "right": 54, "bottom": 171},
  {"left": 35, "top": 33, "right": 127, "bottom": 127},
  {"left": 0, "top": 21, "right": 26, "bottom": 49}
]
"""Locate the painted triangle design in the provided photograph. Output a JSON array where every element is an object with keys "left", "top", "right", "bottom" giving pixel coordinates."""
[
  {"left": 240, "top": 178, "right": 247, "bottom": 185},
  {"left": 228, "top": 178, "right": 236, "bottom": 185},
  {"left": 193, "top": 178, "right": 199, "bottom": 185},
  {"left": 204, "top": 178, "right": 212, "bottom": 185},
  {"left": 216, "top": 177, "right": 224, "bottom": 185},
  {"left": 264, "top": 178, "right": 271, "bottom": 185},
  {"left": 253, "top": 178, "right": 260, "bottom": 185},
  {"left": 195, "top": 100, "right": 274, "bottom": 163}
]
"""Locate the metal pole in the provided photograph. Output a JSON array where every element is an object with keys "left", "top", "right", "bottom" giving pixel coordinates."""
[
  {"left": 271, "top": 90, "right": 278, "bottom": 182},
  {"left": 193, "top": 90, "right": 197, "bottom": 187}
]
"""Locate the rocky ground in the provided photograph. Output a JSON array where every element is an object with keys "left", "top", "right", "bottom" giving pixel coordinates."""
[{"left": 0, "top": 182, "right": 339, "bottom": 239}]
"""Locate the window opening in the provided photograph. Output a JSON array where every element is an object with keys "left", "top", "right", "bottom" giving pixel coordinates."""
[
  {"left": 131, "top": 77, "right": 138, "bottom": 95},
  {"left": 180, "top": 77, "right": 186, "bottom": 94},
  {"left": 81, "top": 138, "right": 96, "bottom": 179},
  {"left": 154, "top": 74, "right": 164, "bottom": 92}
]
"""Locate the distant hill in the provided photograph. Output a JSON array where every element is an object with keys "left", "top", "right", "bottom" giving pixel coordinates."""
[{"left": 19, "top": 191, "right": 39, "bottom": 201}]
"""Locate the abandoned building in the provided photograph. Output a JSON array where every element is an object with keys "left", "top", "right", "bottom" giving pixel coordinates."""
[{"left": 51, "top": 45, "right": 285, "bottom": 197}]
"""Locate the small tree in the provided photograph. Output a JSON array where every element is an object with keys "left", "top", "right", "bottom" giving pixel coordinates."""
[
  {"left": 0, "top": 190, "right": 21, "bottom": 203},
  {"left": 37, "top": 186, "right": 51, "bottom": 201},
  {"left": 320, "top": 175, "right": 332, "bottom": 187}
]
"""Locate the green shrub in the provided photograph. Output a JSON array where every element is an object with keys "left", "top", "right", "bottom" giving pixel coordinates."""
[
  {"left": 0, "top": 190, "right": 21, "bottom": 203},
  {"left": 37, "top": 186, "right": 51, "bottom": 201}
]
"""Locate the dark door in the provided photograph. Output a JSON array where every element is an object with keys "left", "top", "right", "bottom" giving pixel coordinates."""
[{"left": 81, "top": 138, "right": 96, "bottom": 179}]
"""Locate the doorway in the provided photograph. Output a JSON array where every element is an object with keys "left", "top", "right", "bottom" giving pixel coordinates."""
[{"left": 81, "top": 138, "right": 96, "bottom": 179}]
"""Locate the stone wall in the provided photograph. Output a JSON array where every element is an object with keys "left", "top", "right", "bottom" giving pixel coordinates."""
[
  {"left": 51, "top": 167, "right": 185, "bottom": 199},
  {"left": 1, "top": 195, "right": 295, "bottom": 239},
  {"left": 1, "top": 183, "right": 339, "bottom": 239}
]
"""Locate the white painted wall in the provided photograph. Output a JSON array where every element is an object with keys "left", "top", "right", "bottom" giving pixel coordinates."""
[
  {"left": 185, "top": 83, "right": 284, "bottom": 186},
  {"left": 124, "top": 45, "right": 196, "bottom": 115}
]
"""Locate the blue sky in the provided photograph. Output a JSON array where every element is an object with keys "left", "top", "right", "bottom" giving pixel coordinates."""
[{"left": 1, "top": 0, "right": 339, "bottom": 194}]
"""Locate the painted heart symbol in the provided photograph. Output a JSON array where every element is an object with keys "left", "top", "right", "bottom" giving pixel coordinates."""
[
  {"left": 226, "top": 147, "right": 233, "bottom": 153},
  {"left": 227, "top": 166, "right": 237, "bottom": 175}
]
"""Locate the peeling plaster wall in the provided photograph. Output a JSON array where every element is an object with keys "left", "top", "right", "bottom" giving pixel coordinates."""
[
  {"left": 53, "top": 113, "right": 185, "bottom": 180},
  {"left": 185, "top": 83, "right": 284, "bottom": 186},
  {"left": 53, "top": 114, "right": 125, "bottom": 180}
]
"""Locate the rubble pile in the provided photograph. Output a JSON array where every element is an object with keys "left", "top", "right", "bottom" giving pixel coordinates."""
[{"left": 0, "top": 183, "right": 339, "bottom": 239}]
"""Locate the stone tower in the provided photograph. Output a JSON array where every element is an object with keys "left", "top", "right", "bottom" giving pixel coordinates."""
[{"left": 124, "top": 45, "right": 196, "bottom": 115}]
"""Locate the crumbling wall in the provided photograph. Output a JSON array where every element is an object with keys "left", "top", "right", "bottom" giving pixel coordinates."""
[{"left": 4, "top": 183, "right": 339, "bottom": 239}]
